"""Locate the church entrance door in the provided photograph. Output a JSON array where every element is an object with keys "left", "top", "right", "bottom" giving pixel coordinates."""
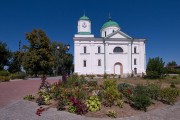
[{"left": 114, "top": 62, "right": 123, "bottom": 75}]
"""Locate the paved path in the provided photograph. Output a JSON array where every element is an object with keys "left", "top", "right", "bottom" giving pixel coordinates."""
[
  {"left": 0, "top": 100, "right": 180, "bottom": 120},
  {"left": 0, "top": 77, "right": 60, "bottom": 107}
]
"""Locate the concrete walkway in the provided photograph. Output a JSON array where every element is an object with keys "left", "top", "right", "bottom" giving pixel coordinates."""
[
  {"left": 0, "top": 100, "right": 180, "bottom": 120},
  {"left": 0, "top": 78, "right": 180, "bottom": 120}
]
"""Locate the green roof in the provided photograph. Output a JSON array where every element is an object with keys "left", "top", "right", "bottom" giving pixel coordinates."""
[
  {"left": 101, "top": 19, "right": 119, "bottom": 30},
  {"left": 78, "top": 32, "right": 91, "bottom": 35},
  {"left": 79, "top": 15, "right": 90, "bottom": 20}
]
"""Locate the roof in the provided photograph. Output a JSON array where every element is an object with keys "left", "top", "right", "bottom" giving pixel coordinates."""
[
  {"left": 101, "top": 18, "right": 119, "bottom": 30},
  {"left": 79, "top": 15, "right": 90, "bottom": 20}
]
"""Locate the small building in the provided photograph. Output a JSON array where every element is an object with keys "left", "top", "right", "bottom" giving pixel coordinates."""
[{"left": 73, "top": 15, "right": 146, "bottom": 77}]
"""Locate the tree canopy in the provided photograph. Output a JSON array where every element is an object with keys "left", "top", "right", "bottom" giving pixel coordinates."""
[
  {"left": 146, "top": 57, "right": 165, "bottom": 79},
  {"left": 22, "top": 29, "right": 55, "bottom": 76},
  {"left": 166, "top": 61, "right": 177, "bottom": 67},
  {"left": 0, "top": 41, "right": 11, "bottom": 70},
  {"left": 51, "top": 41, "right": 73, "bottom": 75},
  {"left": 8, "top": 51, "right": 22, "bottom": 73}
]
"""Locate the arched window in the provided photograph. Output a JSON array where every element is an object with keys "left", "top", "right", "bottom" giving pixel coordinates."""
[{"left": 113, "top": 47, "right": 123, "bottom": 53}]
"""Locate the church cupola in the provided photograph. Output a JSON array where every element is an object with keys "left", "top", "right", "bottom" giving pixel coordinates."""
[
  {"left": 74, "top": 14, "right": 94, "bottom": 37},
  {"left": 101, "top": 16, "right": 120, "bottom": 37}
]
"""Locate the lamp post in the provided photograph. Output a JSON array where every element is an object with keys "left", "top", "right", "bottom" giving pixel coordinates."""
[
  {"left": 55, "top": 44, "right": 70, "bottom": 77},
  {"left": 62, "top": 44, "right": 70, "bottom": 83},
  {"left": 56, "top": 45, "right": 60, "bottom": 76}
]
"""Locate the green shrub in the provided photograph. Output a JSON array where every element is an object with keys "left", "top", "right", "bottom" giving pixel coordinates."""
[
  {"left": 73, "top": 87, "right": 88, "bottom": 101},
  {"left": 170, "top": 82, "right": 176, "bottom": 88},
  {"left": 57, "top": 97, "right": 67, "bottom": 111},
  {"left": 88, "top": 74, "right": 95, "bottom": 79},
  {"left": 0, "top": 76, "right": 10, "bottom": 82},
  {"left": 23, "top": 94, "right": 35, "bottom": 101},
  {"left": 85, "top": 96, "right": 101, "bottom": 112},
  {"left": 10, "top": 72, "right": 26, "bottom": 79},
  {"left": 117, "top": 83, "right": 134, "bottom": 103},
  {"left": 166, "top": 68, "right": 180, "bottom": 74},
  {"left": 133, "top": 84, "right": 148, "bottom": 96},
  {"left": 103, "top": 73, "right": 108, "bottom": 79},
  {"left": 103, "top": 86, "right": 121, "bottom": 106},
  {"left": 146, "top": 83, "right": 161, "bottom": 100},
  {"left": 87, "top": 81, "right": 98, "bottom": 87},
  {"left": 115, "top": 99, "right": 124, "bottom": 108},
  {"left": 68, "top": 106, "right": 76, "bottom": 113},
  {"left": 159, "top": 87, "right": 180, "bottom": 104},
  {"left": 104, "top": 79, "right": 117, "bottom": 89},
  {"left": 106, "top": 110, "right": 117, "bottom": 118},
  {"left": 132, "top": 95, "right": 151, "bottom": 112},
  {"left": 117, "top": 83, "right": 134, "bottom": 92},
  {"left": 0, "top": 70, "right": 9, "bottom": 76},
  {"left": 66, "top": 74, "right": 81, "bottom": 87}
]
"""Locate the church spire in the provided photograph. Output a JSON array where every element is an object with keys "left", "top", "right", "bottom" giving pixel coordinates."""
[
  {"left": 108, "top": 12, "right": 112, "bottom": 21},
  {"left": 84, "top": 10, "right": 86, "bottom": 16}
]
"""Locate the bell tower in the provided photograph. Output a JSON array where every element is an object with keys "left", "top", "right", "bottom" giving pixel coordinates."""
[{"left": 75, "top": 14, "right": 94, "bottom": 37}]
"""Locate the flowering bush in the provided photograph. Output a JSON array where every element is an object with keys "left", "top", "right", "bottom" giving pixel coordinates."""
[{"left": 68, "top": 97, "right": 88, "bottom": 115}]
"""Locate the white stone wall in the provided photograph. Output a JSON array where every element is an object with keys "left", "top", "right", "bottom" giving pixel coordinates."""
[
  {"left": 78, "top": 20, "right": 91, "bottom": 33},
  {"left": 74, "top": 39, "right": 146, "bottom": 76},
  {"left": 101, "top": 26, "right": 120, "bottom": 37}
]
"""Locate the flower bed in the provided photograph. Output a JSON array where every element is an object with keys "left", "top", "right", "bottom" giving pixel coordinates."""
[{"left": 24, "top": 74, "right": 180, "bottom": 118}]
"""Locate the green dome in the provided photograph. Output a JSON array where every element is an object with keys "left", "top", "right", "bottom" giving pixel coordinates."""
[
  {"left": 79, "top": 15, "right": 90, "bottom": 20},
  {"left": 101, "top": 19, "right": 119, "bottom": 30}
]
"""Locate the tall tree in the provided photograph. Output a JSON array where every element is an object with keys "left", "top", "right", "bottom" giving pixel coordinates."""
[
  {"left": 166, "top": 61, "right": 177, "bottom": 67},
  {"left": 51, "top": 42, "right": 73, "bottom": 75},
  {"left": 8, "top": 51, "right": 22, "bottom": 73},
  {"left": 146, "top": 57, "right": 165, "bottom": 79},
  {"left": 0, "top": 41, "right": 11, "bottom": 70},
  {"left": 22, "top": 29, "right": 54, "bottom": 76}
]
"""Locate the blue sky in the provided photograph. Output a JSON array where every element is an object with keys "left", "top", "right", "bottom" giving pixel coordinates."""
[{"left": 0, "top": 0, "right": 180, "bottom": 65}]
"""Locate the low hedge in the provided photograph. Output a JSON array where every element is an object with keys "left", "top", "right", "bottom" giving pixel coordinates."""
[
  {"left": 159, "top": 87, "right": 180, "bottom": 104},
  {"left": 0, "top": 70, "right": 9, "bottom": 76},
  {"left": 10, "top": 72, "right": 26, "bottom": 79},
  {"left": 0, "top": 76, "right": 10, "bottom": 82}
]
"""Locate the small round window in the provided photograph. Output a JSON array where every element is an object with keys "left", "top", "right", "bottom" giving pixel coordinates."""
[{"left": 113, "top": 47, "right": 123, "bottom": 53}]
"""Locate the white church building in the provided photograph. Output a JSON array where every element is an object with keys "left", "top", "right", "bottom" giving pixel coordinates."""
[{"left": 73, "top": 15, "right": 146, "bottom": 77}]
